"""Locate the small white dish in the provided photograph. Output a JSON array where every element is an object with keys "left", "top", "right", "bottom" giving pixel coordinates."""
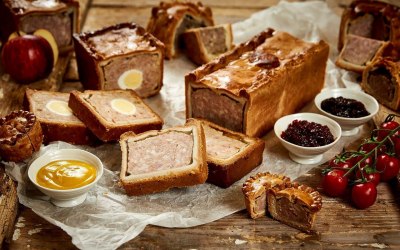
[
  {"left": 314, "top": 88, "right": 379, "bottom": 136},
  {"left": 274, "top": 113, "right": 341, "bottom": 164},
  {"left": 28, "top": 149, "right": 103, "bottom": 207}
]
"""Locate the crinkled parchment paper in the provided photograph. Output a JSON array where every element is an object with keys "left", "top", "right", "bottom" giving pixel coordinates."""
[{"left": 3, "top": 1, "right": 371, "bottom": 249}]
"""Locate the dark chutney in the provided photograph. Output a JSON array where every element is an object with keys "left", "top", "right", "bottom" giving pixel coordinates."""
[
  {"left": 281, "top": 119, "right": 334, "bottom": 147},
  {"left": 321, "top": 96, "right": 370, "bottom": 118}
]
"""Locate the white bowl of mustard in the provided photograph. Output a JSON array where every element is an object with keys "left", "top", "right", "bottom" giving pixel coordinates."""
[{"left": 28, "top": 149, "right": 103, "bottom": 207}]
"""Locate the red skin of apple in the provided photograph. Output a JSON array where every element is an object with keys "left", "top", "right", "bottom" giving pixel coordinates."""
[{"left": 1, "top": 34, "right": 53, "bottom": 84}]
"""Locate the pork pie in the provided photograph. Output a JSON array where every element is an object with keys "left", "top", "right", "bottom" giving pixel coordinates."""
[
  {"left": 24, "top": 89, "right": 96, "bottom": 145},
  {"left": 0, "top": 0, "right": 79, "bottom": 53},
  {"left": 147, "top": 1, "right": 214, "bottom": 59},
  {"left": 73, "top": 23, "right": 164, "bottom": 98},
  {"left": 185, "top": 29, "right": 329, "bottom": 137},
  {"left": 187, "top": 118, "right": 265, "bottom": 188},
  {"left": 182, "top": 24, "right": 234, "bottom": 65},
  {"left": 0, "top": 110, "right": 43, "bottom": 162},
  {"left": 68, "top": 90, "right": 163, "bottom": 142},
  {"left": 242, "top": 172, "right": 290, "bottom": 219},
  {"left": 119, "top": 122, "right": 207, "bottom": 196}
]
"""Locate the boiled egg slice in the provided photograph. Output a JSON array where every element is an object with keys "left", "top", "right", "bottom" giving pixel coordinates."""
[
  {"left": 110, "top": 98, "right": 137, "bottom": 115},
  {"left": 46, "top": 100, "right": 73, "bottom": 116},
  {"left": 118, "top": 69, "right": 143, "bottom": 90}
]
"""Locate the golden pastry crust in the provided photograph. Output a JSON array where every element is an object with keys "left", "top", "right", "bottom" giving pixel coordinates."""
[
  {"left": 267, "top": 182, "right": 322, "bottom": 233},
  {"left": 242, "top": 172, "right": 290, "bottom": 219},
  {"left": 186, "top": 29, "right": 329, "bottom": 137},
  {"left": 147, "top": 1, "right": 214, "bottom": 59},
  {"left": 0, "top": 110, "right": 43, "bottom": 162}
]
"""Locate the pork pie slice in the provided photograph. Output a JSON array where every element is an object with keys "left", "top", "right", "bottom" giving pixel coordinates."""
[
  {"left": 336, "top": 34, "right": 387, "bottom": 73},
  {"left": 73, "top": 22, "right": 164, "bottom": 98},
  {"left": 267, "top": 182, "right": 322, "bottom": 233},
  {"left": 147, "top": 1, "right": 214, "bottom": 59},
  {"left": 24, "top": 89, "right": 96, "bottom": 145},
  {"left": 187, "top": 119, "right": 265, "bottom": 188},
  {"left": 362, "top": 53, "right": 400, "bottom": 110},
  {"left": 68, "top": 90, "right": 163, "bottom": 142},
  {"left": 338, "top": 0, "right": 400, "bottom": 51},
  {"left": 183, "top": 24, "right": 234, "bottom": 65},
  {"left": 119, "top": 122, "right": 207, "bottom": 196},
  {"left": 242, "top": 172, "right": 290, "bottom": 219},
  {"left": 0, "top": 110, "right": 43, "bottom": 162},
  {"left": 0, "top": 0, "right": 79, "bottom": 53}
]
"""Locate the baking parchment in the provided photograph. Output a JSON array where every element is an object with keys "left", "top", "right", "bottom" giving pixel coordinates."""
[{"left": 3, "top": 1, "right": 371, "bottom": 249}]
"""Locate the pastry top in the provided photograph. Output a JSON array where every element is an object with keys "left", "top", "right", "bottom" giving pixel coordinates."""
[
  {"left": 147, "top": 1, "right": 214, "bottom": 58},
  {"left": 242, "top": 172, "right": 291, "bottom": 197},
  {"left": 74, "top": 23, "right": 164, "bottom": 60},
  {"left": 269, "top": 182, "right": 322, "bottom": 212},
  {"left": 346, "top": 0, "right": 400, "bottom": 20},
  {"left": 3, "top": 0, "right": 79, "bottom": 15},
  {"left": 186, "top": 29, "right": 329, "bottom": 97},
  {"left": 0, "top": 110, "right": 37, "bottom": 145}
]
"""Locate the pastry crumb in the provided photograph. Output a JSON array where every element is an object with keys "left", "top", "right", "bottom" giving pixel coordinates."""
[{"left": 235, "top": 239, "right": 247, "bottom": 245}]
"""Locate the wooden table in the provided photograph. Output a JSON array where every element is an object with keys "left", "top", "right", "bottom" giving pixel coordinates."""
[{"left": 2, "top": 0, "right": 400, "bottom": 249}]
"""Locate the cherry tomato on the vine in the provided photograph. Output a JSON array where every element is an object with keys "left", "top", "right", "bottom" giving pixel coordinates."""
[
  {"left": 377, "top": 121, "right": 400, "bottom": 141},
  {"left": 322, "top": 169, "right": 348, "bottom": 197},
  {"left": 375, "top": 154, "right": 400, "bottom": 181},
  {"left": 355, "top": 169, "right": 380, "bottom": 186},
  {"left": 328, "top": 157, "right": 353, "bottom": 170},
  {"left": 351, "top": 182, "right": 377, "bottom": 209},
  {"left": 353, "top": 155, "right": 374, "bottom": 168}
]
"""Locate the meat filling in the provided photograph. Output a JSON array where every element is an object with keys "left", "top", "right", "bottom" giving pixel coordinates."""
[
  {"left": 126, "top": 131, "right": 194, "bottom": 175},
  {"left": 275, "top": 197, "right": 311, "bottom": 226},
  {"left": 102, "top": 53, "right": 161, "bottom": 97},
  {"left": 84, "top": 92, "right": 154, "bottom": 124},
  {"left": 204, "top": 126, "right": 247, "bottom": 159},
  {"left": 342, "top": 35, "right": 383, "bottom": 65},
  {"left": 348, "top": 13, "right": 390, "bottom": 41},
  {"left": 175, "top": 14, "right": 206, "bottom": 49},
  {"left": 199, "top": 27, "right": 227, "bottom": 55},
  {"left": 21, "top": 12, "right": 72, "bottom": 48},
  {"left": 253, "top": 192, "right": 267, "bottom": 216},
  {"left": 367, "top": 67, "right": 395, "bottom": 102},
  {"left": 191, "top": 88, "right": 245, "bottom": 132}
]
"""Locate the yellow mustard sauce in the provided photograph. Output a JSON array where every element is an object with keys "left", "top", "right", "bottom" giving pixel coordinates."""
[{"left": 36, "top": 160, "right": 97, "bottom": 190}]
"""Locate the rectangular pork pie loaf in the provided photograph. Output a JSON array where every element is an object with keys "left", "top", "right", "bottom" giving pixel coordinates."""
[
  {"left": 187, "top": 118, "right": 265, "bottom": 188},
  {"left": 185, "top": 29, "right": 329, "bottom": 137},
  {"left": 23, "top": 89, "right": 96, "bottom": 145},
  {"left": 182, "top": 24, "right": 233, "bottom": 65},
  {"left": 119, "top": 122, "right": 208, "bottom": 196},
  {"left": 73, "top": 22, "right": 164, "bottom": 98},
  {"left": 68, "top": 90, "right": 163, "bottom": 142},
  {"left": 0, "top": 0, "right": 79, "bottom": 53}
]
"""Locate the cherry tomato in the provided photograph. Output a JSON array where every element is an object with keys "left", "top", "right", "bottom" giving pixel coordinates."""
[
  {"left": 351, "top": 182, "right": 377, "bottom": 209},
  {"left": 376, "top": 154, "right": 400, "bottom": 181},
  {"left": 377, "top": 121, "right": 400, "bottom": 141},
  {"left": 355, "top": 169, "right": 380, "bottom": 186},
  {"left": 353, "top": 155, "right": 373, "bottom": 168},
  {"left": 359, "top": 141, "right": 386, "bottom": 155},
  {"left": 322, "top": 169, "right": 348, "bottom": 197},
  {"left": 394, "top": 138, "right": 400, "bottom": 157}
]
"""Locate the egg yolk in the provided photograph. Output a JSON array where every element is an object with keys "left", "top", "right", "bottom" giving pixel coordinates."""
[
  {"left": 36, "top": 160, "right": 97, "bottom": 190},
  {"left": 46, "top": 100, "right": 73, "bottom": 116},
  {"left": 110, "top": 98, "right": 137, "bottom": 115},
  {"left": 118, "top": 69, "right": 143, "bottom": 90}
]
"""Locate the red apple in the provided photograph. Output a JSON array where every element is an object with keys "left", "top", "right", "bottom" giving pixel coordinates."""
[{"left": 1, "top": 34, "right": 54, "bottom": 84}]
